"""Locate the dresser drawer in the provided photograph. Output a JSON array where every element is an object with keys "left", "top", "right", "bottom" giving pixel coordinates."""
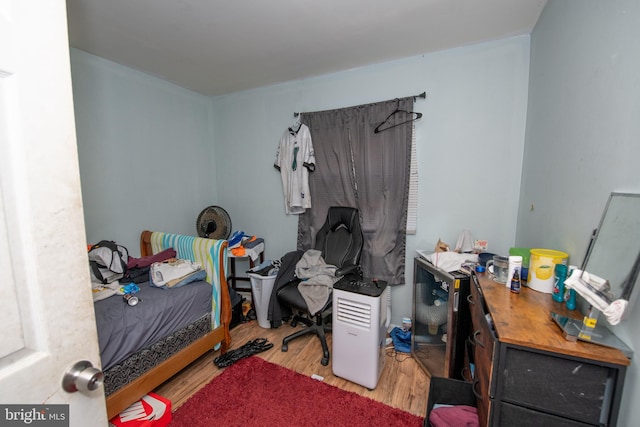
[
  {"left": 469, "top": 279, "right": 497, "bottom": 396},
  {"left": 462, "top": 337, "right": 474, "bottom": 382},
  {"left": 497, "top": 402, "right": 593, "bottom": 427},
  {"left": 468, "top": 280, "right": 497, "bottom": 427},
  {"left": 472, "top": 311, "right": 496, "bottom": 426},
  {"left": 471, "top": 313, "right": 495, "bottom": 393},
  {"left": 500, "top": 346, "right": 615, "bottom": 425}
]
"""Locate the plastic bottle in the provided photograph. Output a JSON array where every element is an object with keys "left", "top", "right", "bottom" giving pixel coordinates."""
[
  {"left": 510, "top": 266, "right": 521, "bottom": 294},
  {"left": 553, "top": 264, "right": 568, "bottom": 303},
  {"left": 565, "top": 265, "right": 577, "bottom": 310},
  {"left": 566, "top": 289, "right": 577, "bottom": 310},
  {"left": 402, "top": 317, "right": 412, "bottom": 331}
]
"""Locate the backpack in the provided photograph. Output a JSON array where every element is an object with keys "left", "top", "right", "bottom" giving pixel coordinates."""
[{"left": 88, "top": 240, "right": 129, "bottom": 284}]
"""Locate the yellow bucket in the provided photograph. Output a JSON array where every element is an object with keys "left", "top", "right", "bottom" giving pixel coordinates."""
[{"left": 527, "top": 249, "right": 568, "bottom": 293}]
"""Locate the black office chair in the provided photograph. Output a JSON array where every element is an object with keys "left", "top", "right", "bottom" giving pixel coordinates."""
[{"left": 277, "top": 206, "right": 364, "bottom": 366}]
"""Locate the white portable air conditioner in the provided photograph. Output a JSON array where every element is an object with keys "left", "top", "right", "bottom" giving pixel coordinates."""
[{"left": 332, "top": 279, "right": 389, "bottom": 389}]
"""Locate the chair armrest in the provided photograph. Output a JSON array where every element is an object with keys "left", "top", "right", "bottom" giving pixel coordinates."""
[{"left": 336, "top": 265, "right": 361, "bottom": 278}]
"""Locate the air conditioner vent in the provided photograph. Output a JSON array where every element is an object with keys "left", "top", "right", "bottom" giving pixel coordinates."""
[{"left": 336, "top": 297, "right": 372, "bottom": 329}]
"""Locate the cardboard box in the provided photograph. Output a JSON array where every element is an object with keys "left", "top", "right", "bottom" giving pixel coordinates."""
[{"left": 109, "top": 393, "right": 171, "bottom": 427}]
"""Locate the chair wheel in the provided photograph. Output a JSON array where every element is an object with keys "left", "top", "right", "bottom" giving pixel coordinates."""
[
  {"left": 321, "top": 357, "right": 329, "bottom": 366},
  {"left": 291, "top": 320, "right": 298, "bottom": 327},
  {"left": 282, "top": 344, "right": 288, "bottom": 352}
]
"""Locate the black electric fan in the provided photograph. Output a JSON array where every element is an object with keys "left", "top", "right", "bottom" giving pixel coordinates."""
[{"left": 196, "top": 206, "right": 232, "bottom": 239}]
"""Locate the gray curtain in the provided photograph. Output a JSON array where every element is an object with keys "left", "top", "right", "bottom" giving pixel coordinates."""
[{"left": 297, "top": 97, "right": 414, "bottom": 285}]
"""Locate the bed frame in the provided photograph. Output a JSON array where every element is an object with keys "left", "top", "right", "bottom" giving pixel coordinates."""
[{"left": 105, "top": 230, "right": 232, "bottom": 419}]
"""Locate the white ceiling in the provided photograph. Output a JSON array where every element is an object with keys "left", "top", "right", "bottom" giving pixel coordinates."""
[{"left": 66, "top": 0, "right": 548, "bottom": 96}]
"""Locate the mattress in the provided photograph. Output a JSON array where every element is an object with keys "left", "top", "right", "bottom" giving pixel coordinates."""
[
  {"left": 94, "top": 280, "right": 212, "bottom": 370},
  {"left": 103, "top": 313, "right": 211, "bottom": 396}
]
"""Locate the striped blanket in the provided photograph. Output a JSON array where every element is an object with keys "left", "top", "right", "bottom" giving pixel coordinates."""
[{"left": 149, "top": 232, "right": 228, "bottom": 332}]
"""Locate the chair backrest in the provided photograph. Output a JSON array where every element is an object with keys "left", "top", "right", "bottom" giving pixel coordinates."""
[{"left": 314, "top": 206, "right": 364, "bottom": 268}]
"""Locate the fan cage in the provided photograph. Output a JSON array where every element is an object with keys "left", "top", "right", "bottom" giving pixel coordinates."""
[{"left": 196, "top": 206, "right": 231, "bottom": 240}]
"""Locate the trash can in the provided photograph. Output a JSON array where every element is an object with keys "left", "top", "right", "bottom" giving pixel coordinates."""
[{"left": 247, "top": 273, "right": 277, "bottom": 328}]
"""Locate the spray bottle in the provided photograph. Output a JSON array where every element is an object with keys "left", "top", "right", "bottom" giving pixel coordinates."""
[{"left": 553, "top": 264, "right": 568, "bottom": 303}]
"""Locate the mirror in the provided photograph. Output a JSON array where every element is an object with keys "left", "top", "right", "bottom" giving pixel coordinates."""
[
  {"left": 550, "top": 192, "right": 639, "bottom": 358},
  {"left": 582, "top": 192, "right": 640, "bottom": 303}
]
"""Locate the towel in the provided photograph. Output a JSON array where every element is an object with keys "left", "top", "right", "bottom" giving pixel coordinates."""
[
  {"left": 564, "top": 269, "right": 627, "bottom": 325},
  {"left": 425, "top": 251, "right": 478, "bottom": 272},
  {"left": 150, "top": 259, "right": 203, "bottom": 288},
  {"left": 229, "top": 236, "right": 265, "bottom": 262},
  {"left": 430, "top": 405, "right": 479, "bottom": 427},
  {"left": 295, "top": 249, "right": 340, "bottom": 315}
]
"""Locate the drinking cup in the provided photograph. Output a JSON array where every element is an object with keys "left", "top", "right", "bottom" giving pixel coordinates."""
[{"left": 486, "top": 255, "right": 509, "bottom": 284}]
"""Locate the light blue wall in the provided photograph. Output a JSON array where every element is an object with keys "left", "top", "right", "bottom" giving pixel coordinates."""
[
  {"left": 211, "top": 36, "right": 530, "bottom": 324},
  {"left": 71, "top": 50, "right": 218, "bottom": 254},
  {"left": 520, "top": 0, "right": 640, "bottom": 423},
  {"left": 71, "top": 36, "right": 530, "bottom": 323}
]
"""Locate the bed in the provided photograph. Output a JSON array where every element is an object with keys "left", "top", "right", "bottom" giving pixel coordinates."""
[{"left": 95, "top": 230, "right": 232, "bottom": 419}]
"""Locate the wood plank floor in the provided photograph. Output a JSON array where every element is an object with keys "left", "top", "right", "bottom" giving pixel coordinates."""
[{"left": 153, "top": 318, "right": 431, "bottom": 418}]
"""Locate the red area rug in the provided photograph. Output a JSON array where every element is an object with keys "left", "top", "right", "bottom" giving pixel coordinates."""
[{"left": 169, "top": 356, "right": 424, "bottom": 427}]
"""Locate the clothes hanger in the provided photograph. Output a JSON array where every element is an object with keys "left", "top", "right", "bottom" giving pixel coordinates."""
[{"left": 373, "top": 100, "right": 422, "bottom": 134}]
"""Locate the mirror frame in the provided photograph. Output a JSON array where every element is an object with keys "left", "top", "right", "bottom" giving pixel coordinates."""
[{"left": 582, "top": 192, "right": 640, "bottom": 302}]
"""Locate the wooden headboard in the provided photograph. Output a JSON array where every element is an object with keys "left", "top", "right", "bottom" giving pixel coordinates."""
[{"left": 140, "top": 230, "right": 154, "bottom": 257}]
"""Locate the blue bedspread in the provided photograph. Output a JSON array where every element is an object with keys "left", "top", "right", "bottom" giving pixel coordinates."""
[{"left": 95, "top": 280, "right": 211, "bottom": 370}]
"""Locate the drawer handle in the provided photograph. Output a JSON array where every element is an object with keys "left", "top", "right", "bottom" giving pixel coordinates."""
[
  {"left": 467, "top": 294, "right": 474, "bottom": 305},
  {"left": 473, "top": 330, "right": 485, "bottom": 348},
  {"left": 466, "top": 336, "right": 475, "bottom": 349},
  {"left": 472, "top": 379, "right": 483, "bottom": 400}
]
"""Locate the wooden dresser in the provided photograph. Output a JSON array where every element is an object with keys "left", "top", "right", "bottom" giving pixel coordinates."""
[{"left": 466, "top": 272, "right": 630, "bottom": 427}]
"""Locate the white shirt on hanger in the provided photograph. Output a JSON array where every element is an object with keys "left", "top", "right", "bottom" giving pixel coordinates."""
[{"left": 274, "top": 123, "right": 315, "bottom": 214}]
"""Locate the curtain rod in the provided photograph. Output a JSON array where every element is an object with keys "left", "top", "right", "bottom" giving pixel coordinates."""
[{"left": 293, "top": 91, "right": 426, "bottom": 118}]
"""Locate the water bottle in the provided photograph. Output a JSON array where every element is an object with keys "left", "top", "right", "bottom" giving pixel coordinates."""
[{"left": 553, "top": 264, "right": 568, "bottom": 303}]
